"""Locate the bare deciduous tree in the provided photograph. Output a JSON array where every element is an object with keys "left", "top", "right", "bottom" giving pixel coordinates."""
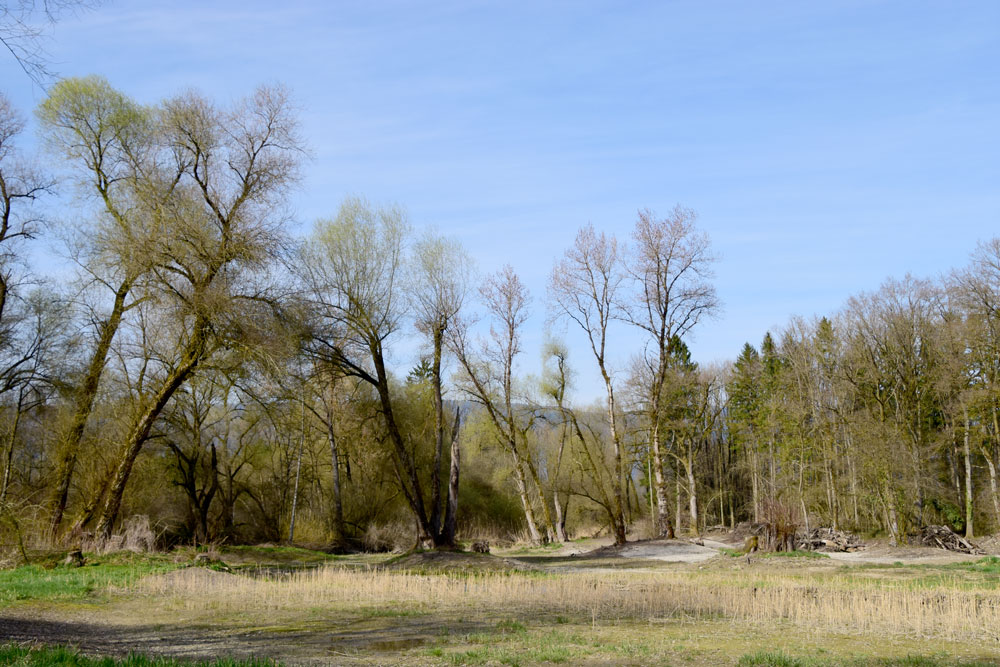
[
  {"left": 549, "top": 224, "right": 629, "bottom": 544},
  {"left": 452, "top": 265, "right": 554, "bottom": 544},
  {"left": 36, "top": 76, "right": 161, "bottom": 535},
  {"left": 2, "top": 1, "right": 102, "bottom": 84},
  {"left": 92, "top": 84, "right": 303, "bottom": 538},
  {"left": 300, "top": 198, "right": 452, "bottom": 547},
  {"left": 627, "top": 206, "right": 718, "bottom": 538}
]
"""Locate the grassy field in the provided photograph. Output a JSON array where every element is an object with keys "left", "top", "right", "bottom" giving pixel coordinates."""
[
  {"left": 0, "top": 551, "right": 180, "bottom": 607},
  {"left": 0, "top": 644, "right": 277, "bottom": 666},
  {"left": 1, "top": 544, "right": 999, "bottom": 665}
]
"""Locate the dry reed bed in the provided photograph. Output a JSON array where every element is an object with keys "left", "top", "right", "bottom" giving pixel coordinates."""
[{"left": 135, "top": 566, "right": 1000, "bottom": 643}]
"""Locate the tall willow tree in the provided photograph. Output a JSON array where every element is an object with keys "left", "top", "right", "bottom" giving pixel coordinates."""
[
  {"left": 410, "top": 231, "right": 472, "bottom": 546},
  {"left": 37, "top": 76, "right": 164, "bottom": 535},
  {"left": 89, "top": 84, "right": 303, "bottom": 538},
  {"left": 300, "top": 198, "right": 469, "bottom": 548}
]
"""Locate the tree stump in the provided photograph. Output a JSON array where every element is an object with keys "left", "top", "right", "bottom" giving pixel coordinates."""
[{"left": 62, "top": 549, "right": 85, "bottom": 567}]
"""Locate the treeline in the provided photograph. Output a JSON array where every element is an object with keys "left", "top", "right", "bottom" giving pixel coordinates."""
[
  {"left": 725, "top": 253, "right": 1000, "bottom": 543},
  {"left": 0, "top": 77, "right": 997, "bottom": 554}
]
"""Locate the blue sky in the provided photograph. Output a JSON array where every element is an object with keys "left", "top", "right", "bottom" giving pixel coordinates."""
[{"left": 3, "top": 1, "right": 999, "bottom": 403}]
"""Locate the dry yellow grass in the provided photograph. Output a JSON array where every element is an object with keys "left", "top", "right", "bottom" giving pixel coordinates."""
[{"left": 134, "top": 565, "right": 1000, "bottom": 644}]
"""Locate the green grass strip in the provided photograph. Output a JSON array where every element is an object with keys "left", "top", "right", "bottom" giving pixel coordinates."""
[
  {"left": 737, "top": 650, "right": 1000, "bottom": 666},
  {"left": 0, "top": 644, "right": 279, "bottom": 666}
]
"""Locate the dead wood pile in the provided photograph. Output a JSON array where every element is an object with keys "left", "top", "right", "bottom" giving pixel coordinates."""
[
  {"left": 796, "top": 527, "right": 864, "bottom": 552},
  {"left": 920, "top": 525, "right": 985, "bottom": 555}
]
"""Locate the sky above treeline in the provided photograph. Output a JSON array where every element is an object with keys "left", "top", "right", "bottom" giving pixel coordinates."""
[{"left": 3, "top": 1, "right": 999, "bottom": 403}]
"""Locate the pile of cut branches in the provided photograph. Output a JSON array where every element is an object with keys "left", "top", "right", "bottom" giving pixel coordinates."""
[
  {"left": 920, "top": 525, "right": 984, "bottom": 555},
  {"left": 796, "top": 527, "right": 864, "bottom": 552}
]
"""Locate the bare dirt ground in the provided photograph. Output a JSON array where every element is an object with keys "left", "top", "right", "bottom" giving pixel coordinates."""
[
  {"left": 601, "top": 538, "right": 721, "bottom": 562},
  {"left": 0, "top": 606, "right": 494, "bottom": 665},
  {"left": 0, "top": 615, "right": 286, "bottom": 663}
]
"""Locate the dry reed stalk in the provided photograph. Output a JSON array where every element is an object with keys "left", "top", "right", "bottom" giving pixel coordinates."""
[
  {"left": 82, "top": 515, "right": 157, "bottom": 554},
  {"left": 134, "top": 567, "right": 1000, "bottom": 643}
]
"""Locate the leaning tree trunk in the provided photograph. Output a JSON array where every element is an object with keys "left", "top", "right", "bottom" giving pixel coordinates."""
[
  {"left": 95, "top": 328, "right": 204, "bottom": 539},
  {"left": 68, "top": 466, "right": 113, "bottom": 535},
  {"left": 372, "top": 350, "right": 437, "bottom": 546},
  {"left": 48, "top": 281, "right": 131, "bottom": 536},
  {"left": 509, "top": 446, "right": 542, "bottom": 544},
  {"left": 522, "top": 446, "right": 557, "bottom": 542}
]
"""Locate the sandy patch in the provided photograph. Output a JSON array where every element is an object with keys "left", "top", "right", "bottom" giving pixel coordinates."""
[{"left": 615, "top": 539, "right": 720, "bottom": 563}]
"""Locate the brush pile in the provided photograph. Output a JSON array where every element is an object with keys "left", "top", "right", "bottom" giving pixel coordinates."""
[
  {"left": 796, "top": 527, "right": 864, "bottom": 552},
  {"left": 920, "top": 525, "right": 985, "bottom": 555}
]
